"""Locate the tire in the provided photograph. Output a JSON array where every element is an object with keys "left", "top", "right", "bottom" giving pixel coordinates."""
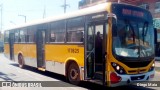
[
  {"left": 67, "top": 62, "right": 80, "bottom": 85},
  {"left": 18, "top": 54, "right": 25, "bottom": 68}
]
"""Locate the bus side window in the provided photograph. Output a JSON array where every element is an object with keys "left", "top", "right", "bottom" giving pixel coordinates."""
[
  {"left": 50, "top": 21, "right": 65, "bottom": 43},
  {"left": 18, "top": 38, "right": 21, "bottom": 42},
  {"left": 14, "top": 30, "right": 20, "bottom": 43},
  {"left": 50, "top": 32, "right": 56, "bottom": 42},
  {"left": 80, "top": 32, "right": 84, "bottom": 42},
  {"left": 27, "top": 26, "right": 37, "bottom": 43},
  {"left": 4, "top": 31, "right": 9, "bottom": 43},
  {"left": 67, "top": 16, "right": 84, "bottom": 43}
]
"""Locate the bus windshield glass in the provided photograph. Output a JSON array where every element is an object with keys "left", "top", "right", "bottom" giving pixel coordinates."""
[{"left": 112, "top": 19, "right": 154, "bottom": 59}]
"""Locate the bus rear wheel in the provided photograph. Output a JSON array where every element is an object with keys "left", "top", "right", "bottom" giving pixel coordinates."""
[
  {"left": 67, "top": 62, "right": 80, "bottom": 85},
  {"left": 18, "top": 54, "right": 24, "bottom": 68}
]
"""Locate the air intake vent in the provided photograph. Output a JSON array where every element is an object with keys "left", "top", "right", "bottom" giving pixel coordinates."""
[{"left": 121, "top": 61, "right": 151, "bottom": 68}]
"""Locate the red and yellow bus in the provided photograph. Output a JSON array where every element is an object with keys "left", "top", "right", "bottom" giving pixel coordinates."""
[{"left": 4, "top": 2, "right": 155, "bottom": 87}]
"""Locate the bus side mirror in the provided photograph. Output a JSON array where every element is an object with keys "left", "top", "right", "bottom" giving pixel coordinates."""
[
  {"left": 107, "top": 13, "right": 117, "bottom": 24},
  {"left": 154, "top": 28, "right": 157, "bottom": 44}
]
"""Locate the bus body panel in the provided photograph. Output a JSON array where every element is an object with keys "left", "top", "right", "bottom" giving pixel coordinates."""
[
  {"left": 14, "top": 44, "right": 37, "bottom": 67},
  {"left": 45, "top": 44, "right": 84, "bottom": 67},
  {"left": 4, "top": 43, "right": 10, "bottom": 58},
  {"left": 12, "top": 43, "right": 84, "bottom": 75},
  {"left": 107, "top": 17, "right": 113, "bottom": 87}
]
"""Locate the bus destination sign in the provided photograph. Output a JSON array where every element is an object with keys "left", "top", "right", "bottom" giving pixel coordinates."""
[{"left": 122, "top": 8, "right": 144, "bottom": 18}]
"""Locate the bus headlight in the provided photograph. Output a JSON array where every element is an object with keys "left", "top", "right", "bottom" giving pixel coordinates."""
[
  {"left": 149, "top": 62, "right": 155, "bottom": 72},
  {"left": 111, "top": 62, "right": 126, "bottom": 74},
  {"left": 152, "top": 63, "right": 155, "bottom": 67},
  {"left": 116, "top": 66, "right": 120, "bottom": 70}
]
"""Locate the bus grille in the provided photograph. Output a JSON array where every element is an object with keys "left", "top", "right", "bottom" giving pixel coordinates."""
[
  {"left": 128, "top": 69, "right": 146, "bottom": 74},
  {"left": 121, "top": 61, "right": 151, "bottom": 68},
  {"left": 131, "top": 75, "right": 145, "bottom": 81}
]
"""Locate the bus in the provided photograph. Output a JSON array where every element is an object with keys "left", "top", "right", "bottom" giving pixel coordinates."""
[{"left": 4, "top": 2, "right": 155, "bottom": 87}]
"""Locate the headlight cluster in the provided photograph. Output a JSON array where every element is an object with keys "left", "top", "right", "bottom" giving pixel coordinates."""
[
  {"left": 111, "top": 62, "right": 126, "bottom": 74},
  {"left": 149, "top": 62, "right": 155, "bottom": 72}
]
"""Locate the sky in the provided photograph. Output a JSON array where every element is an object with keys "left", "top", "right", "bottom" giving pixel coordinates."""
[{"left": 0, "top": 0, "right": 80, "bottom": 32}]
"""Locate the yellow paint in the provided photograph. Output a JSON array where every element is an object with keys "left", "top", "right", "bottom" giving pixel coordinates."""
[
  {"left": 106, "top": 3, "right": 112, "bottom": 86},
  {"left": 13, "top": 43, "right": 84, "bottom": 67},
  {"left": 106, "top": 2, "right": 112, "bottom": 13},
  {"left": 4, "top": 44, "right": 9, "bottom": 54},
  {"left": 109, "top": 54, "right": 154, "bottom": 74},
  {"left": 45, "top": 44, "right": 84, "bottom": 67},
  {"left": 38, "top": 67, "right": 46, "bottom": 71},
  {"left": 14, "top": 44, "right": 37, "bottom": 58}
]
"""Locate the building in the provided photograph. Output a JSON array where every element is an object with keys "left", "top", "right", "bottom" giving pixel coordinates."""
[
  {"left": 79, "top": 0, "right": 160, "bottom": 41},
  {"left": 79, "top": 0, "right": 141, "bottom": 9}
]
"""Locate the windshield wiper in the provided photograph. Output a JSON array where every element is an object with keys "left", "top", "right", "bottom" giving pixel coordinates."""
[
  {"left": 128, "top": 23, "right": 135, "bottom": 43},
  {"left": 142, "top": 22, "right": 148, "bottom": 44}
]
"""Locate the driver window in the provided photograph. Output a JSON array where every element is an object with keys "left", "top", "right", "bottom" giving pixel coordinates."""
[
  {"left": 126, "top": 26, "right": 135, "bottom": 45},
  {"left": 118, "top": 22, "right": 127, "bottom": 46},
  {"left": 118, "top": 20, "right": 135, "bottom": 46}
]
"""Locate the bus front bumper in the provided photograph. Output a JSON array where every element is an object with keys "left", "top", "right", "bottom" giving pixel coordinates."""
[{"left": 110, "top": 70, "right": 155, "bottom": 87}]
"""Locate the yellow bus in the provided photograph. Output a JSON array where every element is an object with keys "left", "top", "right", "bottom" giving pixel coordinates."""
[{"left": 4, "top": 2, "right": 155, "bottom": 87}]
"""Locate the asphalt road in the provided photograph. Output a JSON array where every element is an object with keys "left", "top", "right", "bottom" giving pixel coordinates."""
[{"left": 0, "top": 53, "right": 160, "bottom": 90}]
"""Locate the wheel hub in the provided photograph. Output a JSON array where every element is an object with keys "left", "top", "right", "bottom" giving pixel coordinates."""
[{"left": 70, "top": 69, "right": 78, "bottom": 80}]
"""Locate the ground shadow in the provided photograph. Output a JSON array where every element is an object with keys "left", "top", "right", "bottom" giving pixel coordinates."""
[
  {"left": 9, "top": 63, "right": 156, "bottom": 90},
  {"left": 0, "top": 72, "right": 15, "bottom": 81}
]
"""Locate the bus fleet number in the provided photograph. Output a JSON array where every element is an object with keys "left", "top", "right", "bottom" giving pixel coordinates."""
[{"left": 68, "top": 48, "right": 79, "bottom": 53}]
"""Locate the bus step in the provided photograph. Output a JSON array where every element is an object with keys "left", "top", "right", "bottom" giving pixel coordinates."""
[
  {"left": 94, "top": 71, "right": 103, "bottom": 80},
  {"left": 38, "top": 67, "right": 46, "bottom": 71},
  {"left": 89, "top": 80, "right": 103, "bottom": 85}
]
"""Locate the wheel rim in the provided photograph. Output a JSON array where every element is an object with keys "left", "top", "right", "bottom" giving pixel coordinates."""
[{"left": 70, "top": 68, "right": 78, "bottom": 80}]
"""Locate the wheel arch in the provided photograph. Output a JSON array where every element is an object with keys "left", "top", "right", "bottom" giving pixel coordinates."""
[
  {"left": 17, "top": 51, "right": 23, "bottom": 57},
  {"left": 17, "top": 51, "right": 25, "bottom": 64},
  {"left": 65, "top": 58, "right": 79, "bottom": 77}
]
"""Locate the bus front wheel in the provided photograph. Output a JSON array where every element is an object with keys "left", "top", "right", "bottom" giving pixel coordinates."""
[
  {"left": 67, "top": 62, "right": 80, "bottom": 85},
  {"left": 18, "top": 54, "right": 25, "bottom": 68}
]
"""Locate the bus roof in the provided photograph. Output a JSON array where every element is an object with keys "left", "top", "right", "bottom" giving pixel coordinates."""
[{"left": 6, "top": 2, "right": 111, "bottom": 31}]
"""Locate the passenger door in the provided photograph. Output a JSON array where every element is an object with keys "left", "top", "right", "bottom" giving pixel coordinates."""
[
  {"left": 85, "top": 21, "right": 107, "bottom": 85},
  {"left": 36, "top": 30, "right": 46, "bottom": 68},
  {"left": 9, "top": 32, "right": 14, "bottom": 60}
]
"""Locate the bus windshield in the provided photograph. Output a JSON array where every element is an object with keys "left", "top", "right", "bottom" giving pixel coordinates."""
[{"left": 112, "top": 19, "right": 154, "bottom": 59}]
